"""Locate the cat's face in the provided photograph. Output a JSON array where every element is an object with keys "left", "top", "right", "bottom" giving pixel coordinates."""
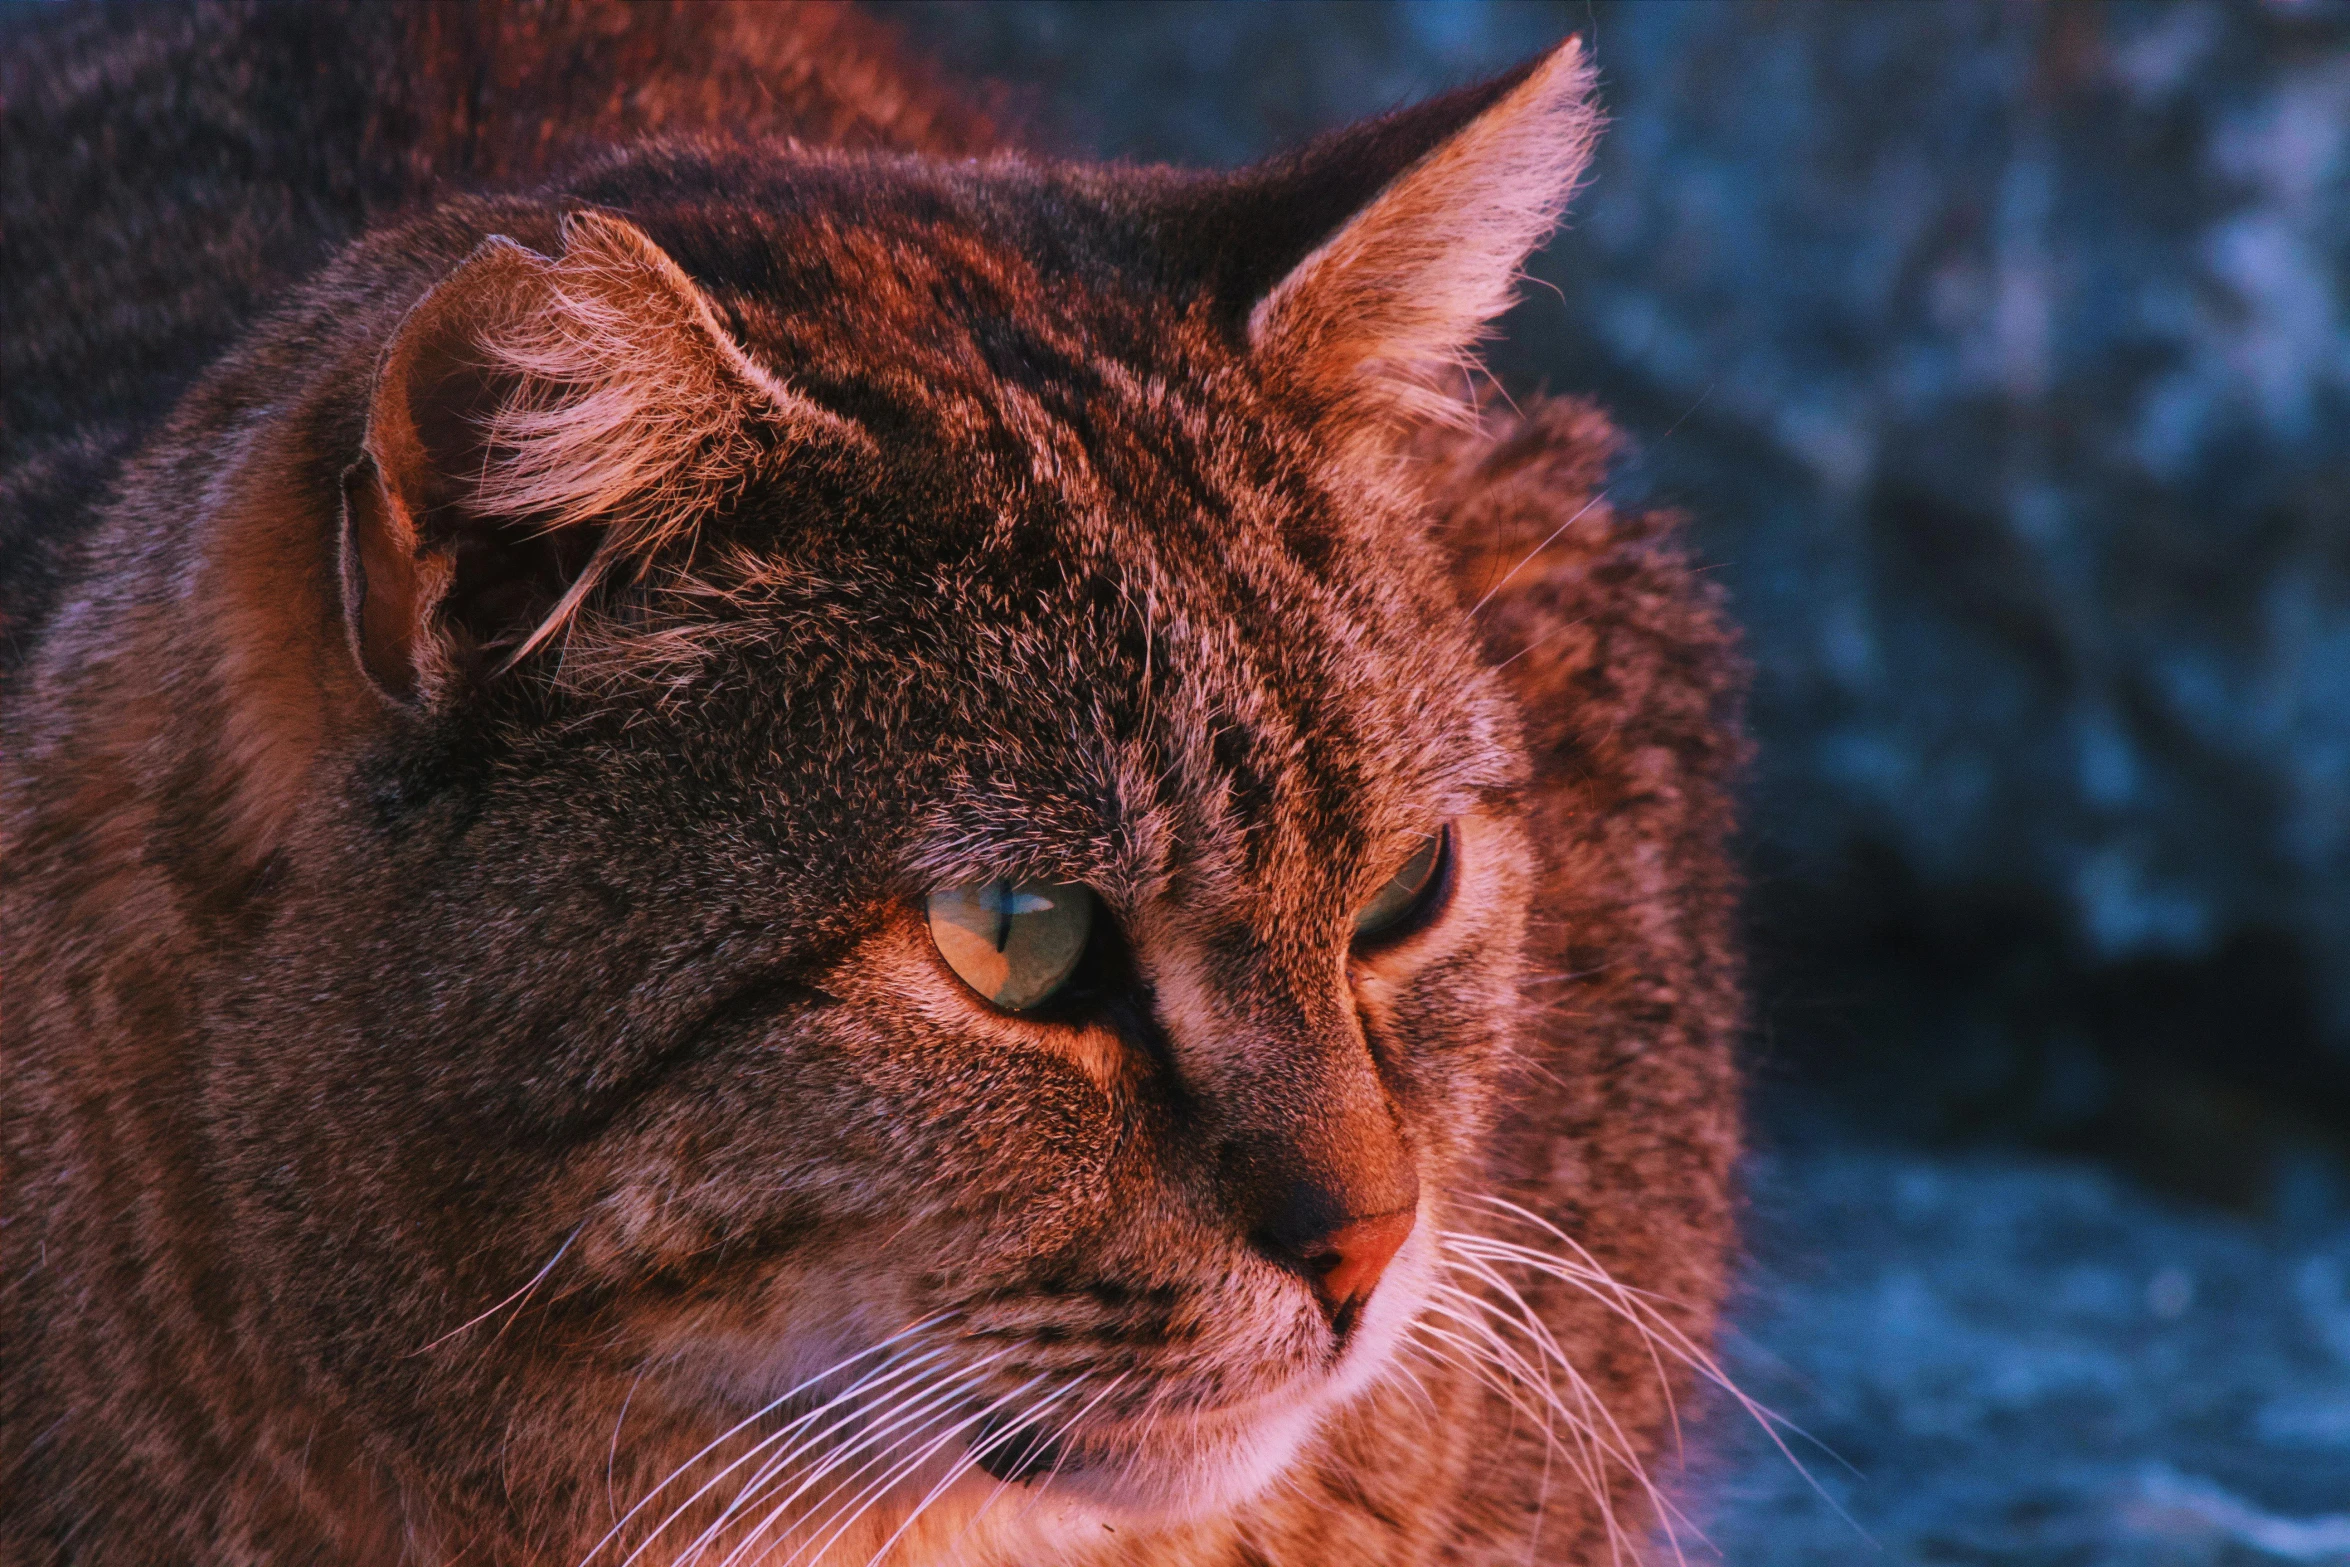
[
  {"left": 209, "top": 44, "right": 1597, "bottom": 1547},
  {"left": 262, "top": 241, "right": 1530, "bottom": 1520},
  {"left": 500, "top": 407, "right": 1530, "bottom": 1517}
]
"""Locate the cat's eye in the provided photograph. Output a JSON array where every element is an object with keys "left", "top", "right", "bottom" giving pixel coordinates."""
[
  {"left": 926, "top": 880, "right": 1094, "bottom": 1012},
  {"left": 1352, "top": 827, "right": 1449, "bottom": 943}
]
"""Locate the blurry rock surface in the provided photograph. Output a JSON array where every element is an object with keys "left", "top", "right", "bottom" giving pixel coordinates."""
[{"left": 1707, "top": 1121, "right": 2350, "bottom": 1564}]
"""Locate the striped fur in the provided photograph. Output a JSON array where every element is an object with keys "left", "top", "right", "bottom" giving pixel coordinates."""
[{"left": 1, "top": 9, "right": 1745, "bottom": 1565}]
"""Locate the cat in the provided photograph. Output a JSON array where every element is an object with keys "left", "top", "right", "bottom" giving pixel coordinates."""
[{"left": 0, "top": 5, "right": 1746, "bottom": 1563}]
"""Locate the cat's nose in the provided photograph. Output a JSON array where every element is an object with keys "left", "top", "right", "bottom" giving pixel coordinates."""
[
  {"left": 1259, "top": 1175, "right": 1420, "bottom": 1328},
  {"left": 1295, "top": 1206, "right": 1417, "bottom": 1320}
]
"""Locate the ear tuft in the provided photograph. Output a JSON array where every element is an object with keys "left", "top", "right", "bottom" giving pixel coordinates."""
[
  {"left": 468, "top": 211, "right": 799, "bottom": 554},
  {"left": 347, "top": 211, "right": 814, "bottom": 700},
  {"left": 1248, "top": 40, "right": 1600, "bottom": 432}
]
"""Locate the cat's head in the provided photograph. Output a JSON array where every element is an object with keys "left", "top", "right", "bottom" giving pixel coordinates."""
[{"left": 209, "top": 41, "right": 1598, "bottom": 1541}]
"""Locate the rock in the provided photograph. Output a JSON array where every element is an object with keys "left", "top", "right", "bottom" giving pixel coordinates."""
[{"left": 1703, "top": 1117, "right": 2350, "bottom": 1563}]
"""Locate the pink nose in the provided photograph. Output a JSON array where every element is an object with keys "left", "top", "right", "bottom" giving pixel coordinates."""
[{"left": 1296, "top": 1207, "right": 1417, "bottom": 1321}]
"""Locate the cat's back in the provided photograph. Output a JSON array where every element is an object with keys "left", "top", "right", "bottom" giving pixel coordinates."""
[{"left": 0, "top": 0, "right": 995, "bottom": 660}]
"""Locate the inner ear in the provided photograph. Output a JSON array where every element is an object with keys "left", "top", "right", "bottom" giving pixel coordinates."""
[
  {"left": 343, "top": 213, "right": 807, "bottom": 705},
  {"left": 1144, "top": 40, "right": 1598, "bottom": 437},
  {"left": 340, "top": 456, "right": 438, "bottom": 703},
  {"left": 429, "top": 505, "right": 606, "bottom": 661},
  {"left": 1140, "top": 59, "right": 1548, "bottom": 341},
  {"left": 341, "top": 441, "right": 596, "bottom": 702},
  {"left": 367, "top": 242, "right": 613, "bottom": 674},
  {"left": 1249, "top": 40, "right": 1598, "bottom": 431}
]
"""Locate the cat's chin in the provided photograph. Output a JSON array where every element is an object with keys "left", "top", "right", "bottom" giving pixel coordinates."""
[{"left": 960, "top": 1388, "right": 1325, "bottom": 1525}]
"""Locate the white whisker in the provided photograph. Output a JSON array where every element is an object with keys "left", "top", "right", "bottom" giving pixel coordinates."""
[
  {"left": 1466, "top": 383, "right": 1713, "bottom": 622},
  {"left": 710, "top": 1392, "right": 971, "bottom": 1567},
  {"left": 1467, "top": 491, "right": 1611, "bottom": 618},
  {"left": 770, "top": 1369, "right": 1069, "bottom": 1567},
  {"left": 1448, "top": 1195, "right": 1867, "bottom": 1553},
  {"left": 587, "top": 1314, "right": 951, "bottom": 1561},
  {"left": 942, "top": 1368, "right": 1132, "bottom": 1559},
  {"left": 647, "top": 1352, "right": 955, "bottom": 1567},
  {"left": 1428, "top": 1274, "right": 1691, "bottom": 1566},
  {"left": 691, "top": 1350, "right": 1012, "bottom": 1567},
  {"left": 697, "top": 1389, "right": 969, "bottom": 1567},
  {"left": 1454, "top": 1217, "right": 1797, "bottom": 1460},
  {"left": 1440, "top": 1259, "right": 1675, "bottom": 1467},
  {"left": 584, "top": 1314, "right": 956, "bottom": 1567},
  {"left": 859, "top": 1370, "right": 1110, "bottom": 1567},
  {"left": 410, "top": 1224, "right": 581, "bottom": 1357},
  {"left": 608, "top": 1367, "right": 648, "bottom": 1524},
  {"left": 1407, "top": 1314, "right": 1623, "bottom": 1554}
]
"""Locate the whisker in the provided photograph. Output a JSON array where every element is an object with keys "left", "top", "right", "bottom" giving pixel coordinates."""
[
  {"left": 1455, "top": 1221, "right": 1787, "bottom": 1450},
  {"left": 947, "top": 1368, "right": 1132, "bottom": 1556},
  {"left": 862, "top": 1370, "right": 1116, "bottom": 1567},
  {"left": 1409, "top": 1312, "right": 1608, "bottom": 1478},
  {"left": 1451, "top": 1197, "right": 1870, "bottom": 1549},
  {"left": 409, "top": 1224, "right": 582, "bottom": 1357},
  {"left": 708, "top": 1393, "right": 971, "bottom": 1567},
  {"left": 1442, "top": 1257, "right": 1711, "bottom": 1566},
  {"left": 585, "top": 1313, "right": 954, "bottom": 1563},
  {"left": 607, "top": 1366, "right": 649, "bottom": 1524},
  {"left": 1382, "top": 1352, "right": 1445, "bottom": 1420},
  {"left": 1436, "top": 1219, "right": 1747, "bottom": 1564},
  {"left": 644, "top": 1352, "right": 955, "bottom": 1567},
  {"left": 1104, "top": 1362, "right": 1185, "bottom": 1502},
  {"left": 688, "top": 1350, "right": 1011, "bottom": 1567},
  {"left": 1490, "top": 613, "right": 1592, "bottom": 671},
  {"left": 1466, "top": 490, "right": 1612, "bottom": 618},
  {"left": 1405, "top": 1316, "right": 1619, "bottom": 1547},
  {"left": 1466, "top": 381, "right": 1714, "bottom": 622},
  {"left": 761, "top": 1386, "right": 1019, "bottom": 1567},
  {"left": 692, "top": 1381, "right": 974, "bottom": 1567},
  {"left": 589, "top": 1319, "right": 958, "bottom": 1567},
  {"left": 771, "top": 1369, "right": 1071, "bottom": 1567},
  {"left": 1443, "top": 1255, "right": 1680, "bottom": 1465},
  {"left": 1425, "top": 1284, "right": 1620, "bottom": 1491},
  {"left": 1428, "top": 1272, "right": 1693, "bottom": 1566}
]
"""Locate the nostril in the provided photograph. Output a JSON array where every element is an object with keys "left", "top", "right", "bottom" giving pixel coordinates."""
[{"left": 1309, "top": 1208, "right": 1416, "bottom": 1316}]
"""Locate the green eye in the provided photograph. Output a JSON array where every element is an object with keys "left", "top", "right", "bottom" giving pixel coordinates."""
[
  {"left": 926, "top": 880, "right": 1094, "bottom": 1011},
  {"left": 1352, "top": 828, "right": 1448, "bottom": 941}
]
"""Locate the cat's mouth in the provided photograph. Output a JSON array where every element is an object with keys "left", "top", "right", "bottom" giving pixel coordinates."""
[
  {"left": 960, "top": 1229, "right": 1436, "bottom": 1512},
  {"left": 959, "top": 1333, "right": 1417, "bottom": 1520}
]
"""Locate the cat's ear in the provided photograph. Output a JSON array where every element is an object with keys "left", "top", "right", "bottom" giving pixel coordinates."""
[
  {"left": 1178, "top": 41, "right": 1598, "bottom": 437},
  {"left": 341, "top": 211, "right": 809, "bottom": 704}
]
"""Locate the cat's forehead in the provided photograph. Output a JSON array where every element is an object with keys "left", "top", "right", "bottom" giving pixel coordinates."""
[
  {"left": 553, "top": 155, "right": 1526, "bottom": 889},
  {"left": 586, "top": 439, "right": 1517, "bottom": 907},
  {"left": 892, "top": 541, "right": 1517, "bottom": 894},
  {"left": 596, "top": 153, "right": 1265, "bottom": 435},
  {"left": 667, "top": 458, "right": 1520, "bottom": 900}
]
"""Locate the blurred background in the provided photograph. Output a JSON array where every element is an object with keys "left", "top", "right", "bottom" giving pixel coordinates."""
[{"left": 879, "top": 2, "right": 2350, "bottom": 1561}]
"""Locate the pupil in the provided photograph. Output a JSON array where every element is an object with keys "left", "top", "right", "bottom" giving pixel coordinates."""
[{"left": 989, "top": 880, "right": 1014, "bottom": 952}]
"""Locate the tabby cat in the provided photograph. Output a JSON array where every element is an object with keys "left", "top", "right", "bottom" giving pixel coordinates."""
[{"left": 0, "top": 5, "right": 1745, "bottom": 1563}]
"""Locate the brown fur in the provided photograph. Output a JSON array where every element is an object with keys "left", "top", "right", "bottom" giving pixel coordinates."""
[{"left": 1, "top": 6, "right": 1746, "bottom": 1564}]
